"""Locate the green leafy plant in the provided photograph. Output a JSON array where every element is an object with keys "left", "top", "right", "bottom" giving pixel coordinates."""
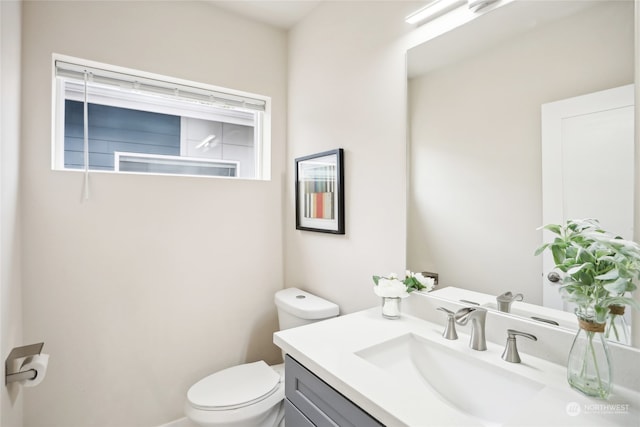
[{"left": 535, "top": 218, "right": 640, "bottom": 323}]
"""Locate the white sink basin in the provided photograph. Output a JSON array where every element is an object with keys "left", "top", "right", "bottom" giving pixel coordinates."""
[{"left": 356, "top": 333, "right": 545, "bottom": 426}]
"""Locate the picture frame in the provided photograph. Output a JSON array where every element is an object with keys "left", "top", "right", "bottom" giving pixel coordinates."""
[{"left": 295, "top": 149, "right": 345, "bottom": 234}]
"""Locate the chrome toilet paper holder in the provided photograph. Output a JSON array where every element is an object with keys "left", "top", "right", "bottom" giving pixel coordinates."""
[{"left": 5, "top": 342, "right": 44, "bottom": 385}]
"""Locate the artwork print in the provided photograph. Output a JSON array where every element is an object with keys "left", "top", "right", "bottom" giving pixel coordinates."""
[{"left": 295, "top": 149, "right": 344, "bottom": 234}]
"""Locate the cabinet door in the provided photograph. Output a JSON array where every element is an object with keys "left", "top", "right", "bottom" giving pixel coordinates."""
[
  {"left": 284, "top": 399, "right": 315, "bottom": 426},
  {"left": 285, "top": 355, "right": 384, "bottom": 427}
]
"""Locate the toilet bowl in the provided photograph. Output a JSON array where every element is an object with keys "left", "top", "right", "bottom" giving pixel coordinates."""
[
  {"left": 185, "top": 362, "right": 284, "bottom": 427},
  {"left": 184, "top": 288, "right": 339, "bottom": 427}
]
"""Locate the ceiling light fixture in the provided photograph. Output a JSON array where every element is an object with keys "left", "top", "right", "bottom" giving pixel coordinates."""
[{"left": 405, "top": 0, "right": 466, "bottom": 25}]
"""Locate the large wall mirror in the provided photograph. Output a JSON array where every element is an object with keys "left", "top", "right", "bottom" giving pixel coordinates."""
[{"left": 406, "top": 1, "right": 635, "bottom": 343}]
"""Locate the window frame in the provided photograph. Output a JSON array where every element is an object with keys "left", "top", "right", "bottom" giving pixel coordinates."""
[
  {"left": 51, "top": 54, "right": 272, "bottom": 180},
  {"left": 114, "top": 152, "right": 240, "bottom": 177}
]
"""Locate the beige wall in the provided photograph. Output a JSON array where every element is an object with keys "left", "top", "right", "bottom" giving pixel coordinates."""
[
  {"left": 285, "top": 1, "right": 419, "bottom": 314},
  {"left": 1, "top": 1, "right": 24, "bottom": 426},
  {"left": 407, "top": 2, "right": 634, "bottom": 303},
  {"left": 20, "top": 2, "right": 287, "bottom": 426}
]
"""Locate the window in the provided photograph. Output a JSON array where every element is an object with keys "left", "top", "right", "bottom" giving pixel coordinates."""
[{"left": 52, "top": 55, "right": 271, "bottom": 179}]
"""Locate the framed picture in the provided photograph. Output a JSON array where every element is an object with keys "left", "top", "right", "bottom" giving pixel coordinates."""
[{"left": 295, "top": 149, "right": 345, "bottom": 234}]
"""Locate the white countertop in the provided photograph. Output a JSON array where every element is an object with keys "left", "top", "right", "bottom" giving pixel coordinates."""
[{"left": 274, "top": 307, "right": 640, "bottom": 427}]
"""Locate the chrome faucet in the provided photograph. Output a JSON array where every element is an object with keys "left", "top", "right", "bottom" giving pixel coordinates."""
[
  {"left": 496, "top": 291, "right": 523, "bottom": 313},
  {"left": 455, "top": 307, "right": 487, "bottom": 351}
]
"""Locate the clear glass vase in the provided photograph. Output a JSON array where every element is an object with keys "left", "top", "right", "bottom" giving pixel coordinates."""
[
  {"left": 567, "top": 316, "right": 612, "bottom": 399},
  {"left": 605, "top": 305, "right": 630, "bottom": 345},
  {"left": 381, "top": 297, "right": 401, "bottom": 319}
]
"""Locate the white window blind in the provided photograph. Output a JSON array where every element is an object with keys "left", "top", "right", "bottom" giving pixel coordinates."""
[
  {"left": 52, "top": 55, "right": 271, "bottom": 181},
  {"left": 55, "top": 60, "right": 267, "bottom": 112}
]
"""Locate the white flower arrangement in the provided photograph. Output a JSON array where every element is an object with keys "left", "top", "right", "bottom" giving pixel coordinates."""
[{"left": 372, "top": 271, "right": 435, "bottom": 298}]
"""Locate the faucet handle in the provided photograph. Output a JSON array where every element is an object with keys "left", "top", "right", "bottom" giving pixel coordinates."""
[
  {"left": 497, "top": 292, "right": 524, "bottom": 313},
  {"left": 501, "top": 329, "right": 537, "bottom": 363},
  {"left": 498, "top": 291, "right": 524, "bottom": 302},
  {"left": 437, "top": 307, "right": 458, "bottom": 340}
]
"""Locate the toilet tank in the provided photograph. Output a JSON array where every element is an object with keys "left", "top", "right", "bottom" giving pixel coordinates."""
[{"left": 274, "top": 288, "right": 339, "bottom": 330}]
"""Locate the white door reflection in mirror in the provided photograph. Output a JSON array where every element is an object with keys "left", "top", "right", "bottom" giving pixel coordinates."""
[{"left": 541, "top": 84, "right": 634, "bottom": 320}]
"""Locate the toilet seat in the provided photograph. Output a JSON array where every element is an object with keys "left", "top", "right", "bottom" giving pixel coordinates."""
[{"left": 187, "top": 361, "right": 281, "bottom": 411}]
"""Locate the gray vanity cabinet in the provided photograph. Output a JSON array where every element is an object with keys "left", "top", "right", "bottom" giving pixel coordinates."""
[{"left": 284, "top": 355, "right": 384, "bottom": 427}]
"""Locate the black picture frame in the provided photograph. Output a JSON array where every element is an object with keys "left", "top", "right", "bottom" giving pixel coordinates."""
[{"left": 295, "top": 149, "right": 345, "bottom": 234}]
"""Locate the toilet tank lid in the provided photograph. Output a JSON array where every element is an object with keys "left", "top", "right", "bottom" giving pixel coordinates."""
[{"left": 275, "top": 288, "right": 339, "bottom": 319}]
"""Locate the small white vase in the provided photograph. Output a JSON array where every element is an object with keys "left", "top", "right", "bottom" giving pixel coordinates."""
[{"left": 381, "top": 297, "right": 401, "bottom": 319}]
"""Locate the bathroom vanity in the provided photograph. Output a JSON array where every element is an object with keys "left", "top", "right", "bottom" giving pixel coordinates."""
[
  {"left": 284, "top": 355, "right": 382, "bottom": 426},
  {"left": 274, "top": 291, "right": 640, "bottom": 426}
]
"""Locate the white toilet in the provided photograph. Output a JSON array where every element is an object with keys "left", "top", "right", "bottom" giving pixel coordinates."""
[{"left": 184, "top": 288, "right": 339, "bottom": 427}]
